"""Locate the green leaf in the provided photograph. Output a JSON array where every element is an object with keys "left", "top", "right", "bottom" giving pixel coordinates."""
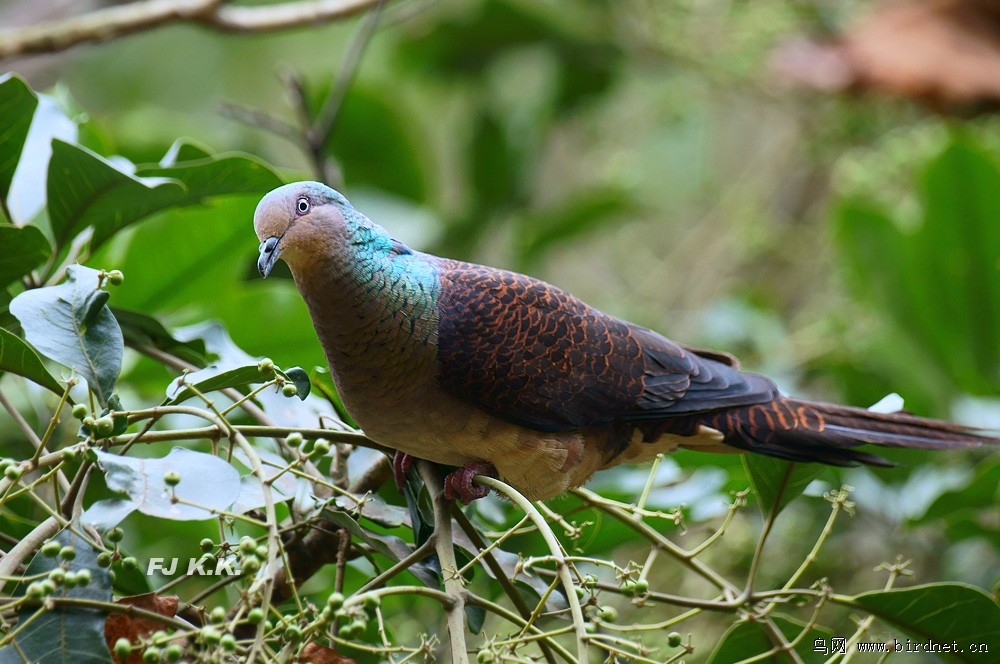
[
  {"left": 465, "top": 605, "right": 486, "bottom": 634},
  {"left": 839, "top": 583, "right": 1000, "bottom": 662},
  {"left": 706, "top": 615, "right": 833, "bottom": 664},
  {"left": 0, "top": 327, "right": 64, "bottom": 396},
  {"left": 0, "top": 74, "right": 38, "bottom": 204},
  {"left": 110, "top": 307, "right": 207, "bottom": 368},
  {"left": 166, "top": 363, "right": 272, "bottom": 404},
  {"left": 5, "top": 528, "right": 113, "bottom": 664},
  {"left": 92, "top": 447, "right": 242, "bottom": 522},
  {"left": 47, "top": 139, "right": 282, "bottom": 255},
  {"left": 9, "top": 265, "right": 123, "bottom": 406},
  {"left": 742, "top": 457, "right": 824, "bottom": 517},
  {"left": 0, "top": 225, "right": 45, "bottom": 286}
]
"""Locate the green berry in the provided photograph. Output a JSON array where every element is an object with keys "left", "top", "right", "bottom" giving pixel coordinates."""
[
  {"left": 107, "top": 527, "right": 124, "bottom": 543},
  {"left": 281, "top": 383, "right": 297, "bottom": 397},
  {"left": 0, "top": 458, "right": 11, "bottom": 471},
  {"left": 257, "top": 358, "right": 275, "bottom": 374},
  {"left": 621, "top": 580, "right": 636, "bottom": 596},
  {"left": 114, "top": 638, "right": 132, "bottom": 660},
  {"left": 326, "top": 592, "right": 344, "bottom": 610},
  {"left": 583, "top": 574, "right": 597, "bottom": 588},
  {"left": 575, "top": 586, "right": 586, "bottom": 599},
  {"left": 106, "top": 270, "right": 124, "bottom": 286},
  {"left": 477, "top": 649, "right": 494, "bottom": 664},
  {"left": 200, "top": 538, "right": 214, "bottom": 553},
  {"left": 71, "top": 404, "right": 89, "bottom": 420},
  {"left": 4, "top": 465, "right": 22, "bottom": 481},
  {"left": 239, "top": 536, "right": 256, "bottom": 555},
  {"left": 95, "top": 417, "right": 114, "bottom": 437},
  {"left": 200, "top": 626, "right": 221, "bottom": 645},
  {"left": 41, "top": 540, "right": 61, "bottom": 557},
  {"left": 75, "top": 569, "right": 91, "bottom": 587},
  {"left": 337, "top": 623, "right": 353, "bottom": 639},
  {"left": 361, "top": 593, "right": 380, "bottom": 611},
  {"left": 255, "top": 545, "right": 267, "bottom": 560},
  {"left": 61, "top": 448, "right": 78, "bottom": 463},
  {"left": 163, "top": 470, "right": 181, "bottom": 486},
  {"left": 82, "top": 416, "right": 97, "bottom": 432},
  {"left": 246, "top": 608, "right": 264, "bottom": 625},
  {"left": 39, "top": 580, "right": 56, "bottom": 596},
  {"left": 348, "top": 620, "right": 366, "bottom": 639},
  {"left": 283, "top": 625, "right": 301, "bottom": 642},
  {"left": 241, "top": 557, "right": 260, "bottom": 574},
  {"left": 121, "top": 556, "right": 138, "bottom": 571},
  {"left": 311, "top": 438, "right": 330, "bottom": 457},
  {"left": 59, "top": 545, "right": 76, "bottom": 561},
  {"left": 585, "top": 622, "right": 596, "bottom": 634},
  {"left": 220, "top": 634, "right": 236, "bottom": 652},
  {"left": 599, "top": 605, "right": 618, "bottom": 622},
  {"left": 96, "top": 552, "right": 112, "bottom": 567},
  {"left": 142, "top": 646, "right": 160, "bottom": 664},
  {"left": 62, "top": 571, "right": 78, "bottom": 587},
  {"left": 634, "top": 579, "right": 649, "bottom": 594},
  {"left": 165, "top": 644, "right": 182, "bottom": 662},
  {"left": 26, "top": 582, "right": 43, "bottom": 599},
  {"left": 667, "top": 631, "right": 682, "bottom": 648},
  {"left": 210, "top": 606, "right": 226, "bottom": 624},
  {"left": 285, "top": 432, "right": 302, "bottom": 448}
]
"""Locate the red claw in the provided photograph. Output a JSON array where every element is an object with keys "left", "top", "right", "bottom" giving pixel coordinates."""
[
  {"left": 393, "top": 450, "right": 414, "bottom": 492},
  {"left": 443, "top": 461, "right": 497, "bottom": 503}
]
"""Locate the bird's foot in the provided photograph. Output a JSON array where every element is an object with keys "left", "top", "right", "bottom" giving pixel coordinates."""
[
  {"left": 443, "top": 461, "right": 496, "bottom": 503},
  {"left": 393, "top": 450, "right": 414, "bottom": 492}
]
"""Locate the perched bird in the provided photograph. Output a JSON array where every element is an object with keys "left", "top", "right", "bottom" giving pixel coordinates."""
[{"left": 254, "top": 181, "right": 991, "bottom": 502}]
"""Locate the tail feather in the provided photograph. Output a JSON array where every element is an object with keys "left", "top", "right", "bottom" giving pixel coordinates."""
[{"left": 699, "top": 397, "right": 992, "bottom": 466}]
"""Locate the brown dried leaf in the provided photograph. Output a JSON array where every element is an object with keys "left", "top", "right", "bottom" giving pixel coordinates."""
[
  {"left": 104, "top": 593, "right": 179, "bottom": 664},
  {"left": 298, "top": 642, "right": 360, "bottom": 664}
]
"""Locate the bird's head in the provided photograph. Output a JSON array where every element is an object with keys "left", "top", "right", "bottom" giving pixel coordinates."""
[{"left": 254, "top": 181, "right": 359, "bottom": 279}]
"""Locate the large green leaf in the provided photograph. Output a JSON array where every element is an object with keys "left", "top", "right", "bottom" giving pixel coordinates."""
[
  {"left": 0, "top": 74, "right": 38, "bottom": 204},
  {"left": 110, "top": 307, "right": 207, "bottom": 368},
  {"left": 46, "top": 139, "right": 282, "bottom": 255},
  {"left": 706, "top": 615, "right": 833, "bottom": 664},
  {"left": 743, "top": 456, "right": 824, "bottom": 517},
  {"left": 9, "top": 265, "right": 123, "bottom": 406},
  {"left": 3, "top": 528, "right": 113, "bottom": 664},
  {"left": 0, "top": 225, "right": 51, "bottom": 289},
  {"left": 914, "top": 458, "right": 1000, "bottom": 525},
  {"left": 0, "top": 327, "right": 64, "bottom": 396},
  {"left": 839, "top": 583, "right": 1000, "bottom": 663},
  {"left": 834, "top": 134, "right": 1000, "bottom": 395},
  {"left": 166, "top": 363, "right": 272, "bottom": 404}
]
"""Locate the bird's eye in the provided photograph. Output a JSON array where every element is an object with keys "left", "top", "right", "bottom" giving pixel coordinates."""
[{"left": 296, "top": 198, "right": 310, "bottom": 214}]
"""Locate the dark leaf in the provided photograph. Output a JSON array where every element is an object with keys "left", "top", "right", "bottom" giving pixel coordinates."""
[
  {"left": 742, "top": 456, "right": 824, "bottom": 517},
  {"left": 0, "top": 224, "right": 50, "bottom": 290},
  {"left": 0, "top": 326, "right": 65, "bottom": 396},
  {"left": 0, "top": 74, "right": 39, "bottom": 203},
  {"left": 110, "top": 307, "right": 207, "bottom": 368},
  {"left": 9, "top": 265, "right": 123, "bottom": 406},
  {"left": 465, "top": 605, "right": 487, "bottom": 634},
  {"left": 6, "top": 528, "right": 113, "bottom": 664},
  {"left": 706, "top": 615, "right": 833, "bottom": 663},
  {"left": 279, "top": 366, "right": 311, "bottom": 400},
  {"left": 166, "top": 363, "right": 271, "bottom": 405},
  {"left": 840, "top": 583, "right": 1000, "bottom": 662}
]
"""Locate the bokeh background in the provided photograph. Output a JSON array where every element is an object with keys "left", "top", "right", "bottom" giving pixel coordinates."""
[{"left": 4, "top": 0, "right": 1000, "bottom": 659}]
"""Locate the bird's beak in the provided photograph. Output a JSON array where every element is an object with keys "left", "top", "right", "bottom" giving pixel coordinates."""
[{"left": 258, "top": 236, "right": 282, "bottom": 278}]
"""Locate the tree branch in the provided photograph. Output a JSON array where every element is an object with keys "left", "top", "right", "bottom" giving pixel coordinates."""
[{"left": 0, "top": 0, "right": 387, "bottom": 61}]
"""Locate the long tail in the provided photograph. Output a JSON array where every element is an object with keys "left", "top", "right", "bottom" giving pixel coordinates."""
[{"left": 696, "top": 397, "right": 993, "bottom": 466}]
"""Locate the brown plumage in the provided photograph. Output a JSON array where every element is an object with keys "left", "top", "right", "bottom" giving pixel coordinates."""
[{"left": 254, "top": 182, "right": 993, "bottom": 502}]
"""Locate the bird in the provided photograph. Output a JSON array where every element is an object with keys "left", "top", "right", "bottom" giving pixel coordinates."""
[{"left": 254, "top": 181, "right": 992, "bottom": 503}]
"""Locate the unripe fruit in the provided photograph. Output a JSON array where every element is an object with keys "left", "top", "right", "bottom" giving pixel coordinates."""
[
  {"left": 327, "top": 592, "right": 344, "bottom": 610},
  {"left": 281, "top": 384, "right": 297, "bottom": 398},
  {"left": 106, "top": 270, "right": 124, "bottom": 286},
  {"left": 62, "top": 448, "right": 78, "bottom": 463},
  {"left": 361, "top": 593, "right": 380, "bottom": 611},
  {"left": 241, "top": 557, "right": 260, "bottom": 574},
  {"left": 122, "top": 556, "right": 138, "bottom": 571},
  {"left": 39, "top": 580, "right": 56, "bottom": 595},
  {"left": 255, "top": 545, "right": 268, "bottom": 560},
  {"left": 165, "top": 644, "right": 182, "bottom": 662},
  {"left": 63, "top": 571, "right": 78, "bottom": 587},
  {"left": 311, "top": 438, "right": 330, "bottom": 456},
  {"left": 220, "top": 634, "right": 236, "bottom": 652},
  {"left": 59, "top": 546, "right": 76, "bottom": 561},
  {"left": 163, "top": 470, "right": 181, "bottom": 486},
  {"left": 283, "top": 625, "right": 301, "bottom": 642},
  {"left": 667, "top": 632, "right": 683, "bottom": 648},
  {"left": 599, "top": 605, "right": 618, "bottom": 622},
  {"left": 82, "top": 416, "right": 97, "bottom": 431},
  {"left": 76, "top": 569, "right": 91, "bottom": 587},
  {"left": 247, "top": 608, "right": 264, "bottom": 625},
  {"left": 257, "top": 358, "right": 275, "bottom": 374},
  {"left": 348, "top": 620, "right": 366, "bottom": 639},
  {"left": 285, "top": 432, "right": 302, "bottom": 448},
  {"left": 200, "top": 626, "right": 221, "bottom": 645},
  {"left": 114, "top": 638, "right": 132, "bottom": 660},
  {"left": 210, "top": 606, "right": 226, "bottom": 624},
  {"left": 71, "top": 404, "right": 89, "bottom": 420},
  {"left": 95, "top": 417, "right": 114, "bottom": 437},
  {"left": 4, "top": 465, "right": 22, "bottom": 481},
  {"left": 142, "top": 647, "right": 159, "bottom": 664},
  {"left": 108, "top": 527, "right": 124, "bottom": 543},
  {"left": 477, "top": 649, "right": 494, "bottom": 664},
  {"left": 41, "top": 541, "right": 61, "bottom": 557},
  {"left": 96, "top": 552, "right": 112, "bottom": 567},
  {"left": 200, "top": 538, "right": 214, "bottom": 552},
  {"left": 239, "top": 537, "right": 256, "bottom": 555},
  {"left": 634, "top": 579, "right": 649, "bottom": 594},
  {"left": 26, "top": 582, "right": 43, "bottom": 599}
]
